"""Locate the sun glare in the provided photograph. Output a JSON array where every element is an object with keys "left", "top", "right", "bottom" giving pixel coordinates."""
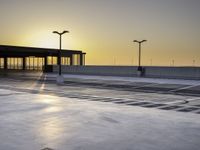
[
  {"left": 15, "top": 29, "right": 73, "bottom": 49},
  {"left": 28, "top": 31, "right": 58, "bottom": 48}
]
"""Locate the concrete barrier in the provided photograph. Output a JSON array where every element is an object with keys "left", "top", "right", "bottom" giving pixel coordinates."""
[
  {"left": 53, "top": 66, "right": 138, "bottom": 76},
  {"left": 144, "top": 67, "right": 200, "bottom": 79},
  {"left": 53, "top": 65, "right": 200, "bottom": 80}
]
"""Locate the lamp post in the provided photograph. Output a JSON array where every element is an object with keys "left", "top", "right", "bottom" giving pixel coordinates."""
[
  {"left": 133, "top": 40, "right": 147, "bottom": 76},
  {"left": 53, "top": 30, "right": 69, "bottom": 83},
  {"left": 133, "top": 40, "right": 147, "bottom": 68}
]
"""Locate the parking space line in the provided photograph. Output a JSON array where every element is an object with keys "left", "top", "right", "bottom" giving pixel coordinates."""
[
  {"left": 170, "top": 84, "right": 200, "bottom": 92},
  {"left": 40, "top": 74, "right": 46, "bottom": 90}
]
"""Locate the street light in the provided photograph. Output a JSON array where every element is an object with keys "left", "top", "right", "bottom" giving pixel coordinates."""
[
  {"left": 133, "top": 40, "right": 147, "bottom": 70},
  {"left": 53, "top": 30, "right": 69, "bottom": 83}
]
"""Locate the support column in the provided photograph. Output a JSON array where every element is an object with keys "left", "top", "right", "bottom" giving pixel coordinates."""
[
  {"left": 57, "top": 54, "right": 60, "bottom": 65},
  {"left": 44, "top": 56, "right": 47, "bottom": 72},
  {"left": 70, "top": 55, "right": 73, "bottom": 66},
  {"left": 80, "top": 54, "right": 83, "bottom": 66},
  {"left": 82, "top": 54, "right": 86, "bottom": 65},
  {"left": 22, "top": 57, "right": 26, "bottom": 70},
  {"left": 4, "top": 57, "right": 7, "bottom": 70}
]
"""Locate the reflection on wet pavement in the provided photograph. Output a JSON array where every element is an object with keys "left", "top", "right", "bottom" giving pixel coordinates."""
[{"left": 0, "top": 76, "right": 200, "bottom": 150}]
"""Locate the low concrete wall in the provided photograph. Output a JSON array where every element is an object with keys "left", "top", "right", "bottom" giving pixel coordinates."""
[
  {"left": 53, "top": 66, "right": 138, "bottom": 76},
  {"left": 53, "top": 65, "right": 200, "bottom": 80},
  {"left": 144, "top": 67, "right": 200, "bottom": 79}
]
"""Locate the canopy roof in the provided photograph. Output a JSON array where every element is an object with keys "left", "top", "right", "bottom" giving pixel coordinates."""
[{"left": 0, "top": 45, "right": 86, "bottom": 57}]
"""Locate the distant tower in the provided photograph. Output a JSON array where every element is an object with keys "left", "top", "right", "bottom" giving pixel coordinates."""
[
  {"left": 131, "top": 57, "right": 134, "bottom": 65},
  {"left": 114, "top": 57, "right": 116, "bottom": 65},
  {"left": 172, "top": 59, "right": 175, "bottom": 66},
  {"left": 193, "top": 59, "right": 196, "bottom": 66}
]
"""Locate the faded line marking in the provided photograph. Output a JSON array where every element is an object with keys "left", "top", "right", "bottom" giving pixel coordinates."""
[
  {"left": 40, "top": 74, "right": 46, "bottom": 90},
  {"left": 170, "top": 84, "right": 200, "bottom": 92}
]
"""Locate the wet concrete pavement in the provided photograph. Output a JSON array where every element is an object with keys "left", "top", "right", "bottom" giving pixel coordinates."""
[{"left": 0, "top": 73, "right": 200, "bottom": 150}]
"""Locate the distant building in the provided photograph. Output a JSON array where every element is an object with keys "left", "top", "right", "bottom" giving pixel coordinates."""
[{"left": 0, "top": 45, "right": 86, "bottom": 72}]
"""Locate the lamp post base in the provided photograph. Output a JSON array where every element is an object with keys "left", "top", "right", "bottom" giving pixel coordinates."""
[
  {"left": 137, "top": 70, "right": 142, "bottom": 77},
  {"left": 57, "top": 75, "right": 64, "bottom": 84},
  {"left": 137, "top": 66, "right": 143, "bottom": 77}
]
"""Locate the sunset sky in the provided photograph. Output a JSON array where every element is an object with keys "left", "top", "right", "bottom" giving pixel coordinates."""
[{"left": 0, "top": 0, "right": 200, "bottom": 66}]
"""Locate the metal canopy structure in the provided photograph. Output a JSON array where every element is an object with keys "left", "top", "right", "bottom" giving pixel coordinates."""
[{"left": 0, "top": 45, "right": 86, "bottom": 71}]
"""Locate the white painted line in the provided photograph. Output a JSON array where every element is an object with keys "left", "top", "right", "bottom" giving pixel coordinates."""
[
  {"left": 186, "top": 97, "right": 200, "bottom": 102},
  {"left": 165, "top": 100, "right": 188, "bottom": 105},
  {"left": 170, "top": 84, "right": 200, "bottom": 92},
  {"left": 40, "top": 74, "right": 46, "bottom": 90}
]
